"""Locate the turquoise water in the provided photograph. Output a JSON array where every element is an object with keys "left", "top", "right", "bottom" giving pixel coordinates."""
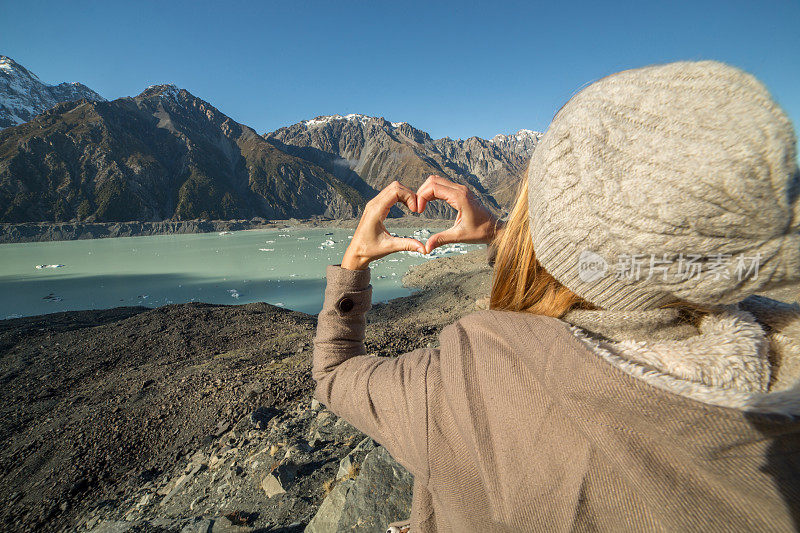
[{"left": 0, "top": 227, "right": 477, "bottom": 319}]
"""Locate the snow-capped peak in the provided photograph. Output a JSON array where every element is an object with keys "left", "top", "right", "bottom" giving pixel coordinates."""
[
  {"left": 300, "top": 114, "right": 415, "bottom": 133},
  {"left": 0, "top": 55, "right": 104, "bottom": 129},
  {"left": 141, "top": 84, "right": 180, "bottom": 98},
  {"left": 489, "top": 129, "right": 543, "bottom": 144},
  {"left": 302, "top": 113, "right": 375, "bottom": 128},
  {"left": 0, "top": 57, "right": 15, "bottom": 74}
]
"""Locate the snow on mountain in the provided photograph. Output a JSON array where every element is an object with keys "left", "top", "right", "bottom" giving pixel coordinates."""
[
  {"left": 488, "top": 129, "right": 543, "bottom": 157},
  {"left": 301, "top": 114, "right": 374, "bottom": 128},
  {"left": 0, "top": 55, "right": 105, "bottom": 129},
  {"left": 267, "top": 114, "right": 544, "bottom": 212}
]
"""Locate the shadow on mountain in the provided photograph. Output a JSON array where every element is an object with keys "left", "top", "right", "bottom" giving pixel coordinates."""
[{"left": 264, "top": 138, "right": 406, "bottom": 218}]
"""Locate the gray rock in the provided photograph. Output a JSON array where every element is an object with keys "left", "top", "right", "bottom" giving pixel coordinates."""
[
  {"left": 214, "top": 421, "right": 232, "bottom": 437},
  {"left": 306, "top": 445, "right": 413, "bottom": 533},
  {"left": 87, "top": 520, "right": 137, "bottom": 533},
  {"left": 311, "top": 416, "right": 359, "bottom": 447},
  {"left": 181, "top": 518, "right": 214, "bottom": 533},
  {"left": 336, "top": 437, "right": 375, "bottom": 480},
  {"left": 337, "top": 446, "right": 413, "bottom": 531},
  {"left": 261, "top": 461, "right": 298, "bottom": 497},
  {"left": 160, "top": 462, "right": 204, "bottom": 505},
  {"left": 261, "top": 474, "right": 286, "bottom": 498},
  {"left": 304, "top": 479, "right": 354, "bottom": 533},
  {"left": 209, "top": 516, "right": 253, "bottom": 532}
]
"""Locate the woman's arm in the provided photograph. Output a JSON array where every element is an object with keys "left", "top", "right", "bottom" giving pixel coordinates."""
[
  {"left": 312, "top": 263, "right": 434, "bottom": 479},
  {"left": 312, "top": 175, "right": 500, "bottom": 477}
]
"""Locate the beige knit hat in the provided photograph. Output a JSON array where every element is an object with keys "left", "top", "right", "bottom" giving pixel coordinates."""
[{"left": 528, "top": 60, "right": 800, "bottom": 311}]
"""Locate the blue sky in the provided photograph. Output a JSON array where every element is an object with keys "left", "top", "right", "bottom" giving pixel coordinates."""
[{"left": 1, "top": 0, "right": 798, "bottom": 140}]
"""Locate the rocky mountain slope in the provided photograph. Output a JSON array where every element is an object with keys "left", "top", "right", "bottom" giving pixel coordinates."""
[
  {"left": 0, "top": 55, "right": 541, "bottom": 224},
  {"left": 434, "top": 129, "right": 541, "bottom": 208},
  {"left": 0, "top": 56, "right": 104, "bottom": 129},
  {"left": 0, "top": 85, "right": 368, "bottom": 222},
  {"left": 266, "top": 114, "right": 541, "bottom": 213}
]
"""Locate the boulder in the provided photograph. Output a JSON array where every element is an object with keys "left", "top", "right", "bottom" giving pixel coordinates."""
[
  {"left": 305, "top": 445, "right": 413, "bottom": 533},
  {"left": 261, "top": 461, "right": 298, "bottom": 497},
  {"left": 337, "top": 446, "right": 413, "bottom": 531},
  {"left": 336, "top": 437, "right": 375, "bottom": 480},
  {"left": 304, "top": 479, "right": 354, "bottom": 533}
]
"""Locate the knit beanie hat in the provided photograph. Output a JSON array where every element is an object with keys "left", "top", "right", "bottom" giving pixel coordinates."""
[{"left": 528, "top": 60, "right": 800, "bottom": 311}]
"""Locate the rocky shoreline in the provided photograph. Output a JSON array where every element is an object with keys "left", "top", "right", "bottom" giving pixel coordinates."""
[
  {"left": 0, "top": 248, "right": 493, "bottom": 532},
  {"left": 0, "top": 215, "right": 455, "bottom": 244}
]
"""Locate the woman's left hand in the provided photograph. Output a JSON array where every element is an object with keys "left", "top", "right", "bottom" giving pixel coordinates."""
[{"left": 341, "top": 181, "right": 426, "bottom": 270}]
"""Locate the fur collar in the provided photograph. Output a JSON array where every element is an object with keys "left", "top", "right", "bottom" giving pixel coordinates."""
[{"left": 565, "top": 295, "right": 800, "bottom": 415}]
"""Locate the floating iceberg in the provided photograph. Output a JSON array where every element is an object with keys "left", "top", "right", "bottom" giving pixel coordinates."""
[
  {"left": 430, "top": 243, "right": 467, "bottom": 256},
  {"left": 400, "top": 242, "right": 469, "bottom": 260}
]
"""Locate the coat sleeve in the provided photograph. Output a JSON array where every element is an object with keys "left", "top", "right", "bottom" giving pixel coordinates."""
[{"left": 312, "top": 264, "right": 433, "bottom": 481}]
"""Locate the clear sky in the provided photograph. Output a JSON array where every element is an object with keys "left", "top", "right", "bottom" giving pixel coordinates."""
[{"left": 1, "top": 0, "right": 798, "bottom": 140}]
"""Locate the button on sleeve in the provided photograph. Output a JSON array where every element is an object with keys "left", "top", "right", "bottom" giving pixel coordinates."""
[{"left": 337, "top": 296, "right": 355, "bottom": 313}]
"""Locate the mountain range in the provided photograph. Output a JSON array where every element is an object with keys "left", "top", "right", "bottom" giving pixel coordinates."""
[
  {"left": 0, "top": 56, "right": 540, "bottom": 223},
  {"left": 266, "top": 115, "right": 540, "bottom": 214}
]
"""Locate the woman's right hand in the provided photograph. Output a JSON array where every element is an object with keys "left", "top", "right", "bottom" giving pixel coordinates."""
[{"left": 414, "top": 175, "right": 504, "bottom": 254}]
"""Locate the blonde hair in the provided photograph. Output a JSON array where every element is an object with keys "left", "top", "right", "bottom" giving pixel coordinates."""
[
  {"left": 489, "top": 176, "right": 712, "bottom": 322},
  {"left": 489, "top": 178, "right": 594, "bottom": 317}
]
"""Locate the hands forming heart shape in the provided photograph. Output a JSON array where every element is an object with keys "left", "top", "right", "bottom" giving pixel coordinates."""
[{"left": 341, "top": 175, "right": 504, "bottom": 271}]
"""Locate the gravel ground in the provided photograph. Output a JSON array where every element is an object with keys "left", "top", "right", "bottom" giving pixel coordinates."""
[{"left": 0, "top": 248, "right": 493, "bottom": 532}]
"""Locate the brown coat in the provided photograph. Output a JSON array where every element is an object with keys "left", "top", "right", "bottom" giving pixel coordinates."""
[{"left": 312, "top": 264, "right": 800, "bottom": 532}]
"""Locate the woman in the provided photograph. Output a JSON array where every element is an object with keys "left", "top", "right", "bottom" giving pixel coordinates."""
[{"left": 313, "top": 60, "right": 800, "bottom": 532}]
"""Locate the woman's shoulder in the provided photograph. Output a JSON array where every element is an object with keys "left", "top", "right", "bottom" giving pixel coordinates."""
[
  {"left": 438, "top": 309, "right": 589, "bottom": 361},
  {"left": 446, "top": 309, "right": 572, "bottom": 335}
]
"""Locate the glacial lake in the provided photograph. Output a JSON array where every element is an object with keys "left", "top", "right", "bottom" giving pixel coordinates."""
[{"left": 0, "top": 227, "right": 480, "bottom": 320}]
